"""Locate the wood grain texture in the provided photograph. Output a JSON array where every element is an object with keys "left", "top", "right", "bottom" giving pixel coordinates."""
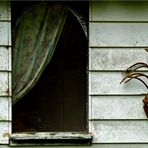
[
  {"left": 10, "top": 132, "right": 92, "bottom": 140},
  {"left": 89, "top": 23, "right": 148, "bottom": 47},
  {"left": 89, "top": 48, "right": 148, "bottom": 71}
]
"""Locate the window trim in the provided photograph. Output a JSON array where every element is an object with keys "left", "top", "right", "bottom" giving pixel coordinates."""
[
  {"left": 10, "top": 2, "right": 92, "bottom": 145},
  {"left": 10, "top": 132, "right": 92, "bottom": 146}
]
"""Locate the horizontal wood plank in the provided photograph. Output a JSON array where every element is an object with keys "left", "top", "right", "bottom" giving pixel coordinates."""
[
  {"left": 89, "top": 48, "right": 148, "bottom": 71},
  {"left": 0, "top": 2, "right": 10, "bottom": 21},
  {"left": 0, "top": 47, "right": 11, "bottom": 71},
  {"left": 0, "top": 122, "right": 11, "bottom": 144},
  {"left": 0, "top": 22, "right": 11, "bottom": 45},
  {"left": 10, "top": 132, "right": 92, "bottom": 140},
  {"left": 89, "top": 23, "right": 148, "bottom": 47},
  {"left": 90, "top": 2, "right": 148, "bottom": 22},
  {"left": 90, "top": 96, "right": 146, "bottom": 119},
  {"left": 89, "top": 72, "right": 148, "bottom": 95},
  {"left": 0, "top": 72, "right": 11, "bottom": 96},
  {"left": 90, "top": 120, "right": 148, "bottom": 143},
  {"left": 2, "top": 144, "right": 148, "bottom": 148},
  {"left": 0, "top": 97, "right": 11, "bottom": 121}
]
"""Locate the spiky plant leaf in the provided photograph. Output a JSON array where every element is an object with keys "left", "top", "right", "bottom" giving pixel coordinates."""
[{"left": 125, "top": 62, "right": 148, "bottom": 73}]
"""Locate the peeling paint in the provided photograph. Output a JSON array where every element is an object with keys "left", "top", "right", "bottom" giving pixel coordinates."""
[
  {"left": 0, "top": 22, "right": 11, "bottom": 46},
  {"left": 90, "top": 23, "right": 148, "bottom": 47},
  {"left": 11, "top": 132, "right": 92, "bottom": 140},
  {"left": 90, "top": 48, "right": 148, "bottom": 70}
]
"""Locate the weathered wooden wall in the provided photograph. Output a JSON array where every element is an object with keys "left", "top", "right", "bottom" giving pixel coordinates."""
[
  {"left": 1, "top": 1, "right": 148, "bottom": 148},
  {"left": 89, "top": 1, "right": 148, "bottom": 144},
  {"left": 0, "top": 1, "right": 11, "bottom": 144}
]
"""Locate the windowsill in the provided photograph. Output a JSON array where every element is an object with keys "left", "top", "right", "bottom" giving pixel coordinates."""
[{"left": 10, "top": 132, "right": 93, "bottom": 146}]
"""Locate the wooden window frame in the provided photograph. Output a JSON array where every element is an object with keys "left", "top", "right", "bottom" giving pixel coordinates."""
[{"left": 10, "top": 1, "right": 92, "bottom": 146}]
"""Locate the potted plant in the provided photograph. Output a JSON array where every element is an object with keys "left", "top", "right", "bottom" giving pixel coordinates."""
[{"left": 120, "top": 62, "right": 148, "bottom": 118}]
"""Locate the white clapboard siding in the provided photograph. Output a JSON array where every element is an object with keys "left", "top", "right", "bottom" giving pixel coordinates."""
[
  {"left": 0, "top": 2, "right": 10, "bottom": 21},
  {"left": 0, "top": 72, "right": 11, "bottom": 96},
  {"left": 0, "top": 122, "right": 11, "bottom": 144},
  {"left": 90, "top": 96, "right": 146, "bottom": 119},
  {"left": 89, "top": 48, "right": 148, "bottom": 71},
  {"left": 90, "top": 121, "right": 148, "bottom": 143},
  {"left": 89, "top": 1, "right": 148, "bottom": 145},
  {"left": 89, "top": 72, "right": 148, "bottom": 95},
  {"left": 90, "top": 2, "right": 148, "bottom": 22},
  {"left": 0, "top": 97, "right": 11, "bottom": 121},
  {"left": 0, "top": 22, "right": 11, "bottom": 45},
  {"left": 0, "top": 47, "right": 11, "bottom": 71},
  {"left": 0, "top": 1, "right": 11, "bottom": 145},
  {"left": 89, "top": 23, "right": 148, "bottom": 47}
]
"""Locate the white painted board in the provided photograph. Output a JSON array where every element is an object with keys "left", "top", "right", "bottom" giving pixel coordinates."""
[
  {"left": 0, "top": 72, "right": 10, "bottom": 96},
  {"left": 1, "top": 144, "right": 148, "bottom": 148},
  {"left": 0, "top": 122, "right": 11, "bottom": 144},
  {"left": 90, "top": 121, "right": 148, "bottom": 143},
  {"left": 89, "top": 72, "right": 148, "bottom": 95},
  {"left": 0, "top": 97, "right": 11, "bottom": 121},
  {"left": 89, "top": 48, "right": 148, "bottom": 71},
  {"left": 0, "top": 2, "right": 10, "bottom": 20},
  {"left": 89, "top": 23, "right": 148, "bottom": 47},
  {"left": 0, "top": 22, "right": 11, "bottom": 45},
  {"left": 90, "top": 96, "right": 146, "bottom": 119},
  {"left": 0, "top": 47, "right": 11, "bottom": 71},
  {"left": 90, "top": 2, "right": 148, "bottom": 22}
]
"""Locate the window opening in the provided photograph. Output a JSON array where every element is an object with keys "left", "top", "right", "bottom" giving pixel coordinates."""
[{"left": 12, "top": 2, "right": 88, "bottom": 133}]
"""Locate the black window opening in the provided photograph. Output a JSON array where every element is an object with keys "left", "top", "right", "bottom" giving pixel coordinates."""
[{"left": 12, "top": 2, "right": 88, "bottom": 133}]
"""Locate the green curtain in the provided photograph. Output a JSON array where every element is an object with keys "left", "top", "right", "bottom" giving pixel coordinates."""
[{"left": 12, "top": 3, "right": 68, "bottom": 105}]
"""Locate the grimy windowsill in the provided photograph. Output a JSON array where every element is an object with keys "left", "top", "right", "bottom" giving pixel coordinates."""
[{"left": 10, "top": 132, "right": 92, "bottom": 146}]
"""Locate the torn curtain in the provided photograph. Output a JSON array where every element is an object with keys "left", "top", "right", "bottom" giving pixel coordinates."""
[{"left": 12, "top": 3, "right": 68, "bottom": 104}]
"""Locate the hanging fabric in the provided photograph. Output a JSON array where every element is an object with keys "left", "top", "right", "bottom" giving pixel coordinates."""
[
  {"left": 12, "top": 3, "right": 68, "bottom": 104},
  {"left": 12, "top": 2, "right": 87, "bottom": 105}
]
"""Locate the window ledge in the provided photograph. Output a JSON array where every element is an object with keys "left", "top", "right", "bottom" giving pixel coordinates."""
[{"left": 10, "top": 132, "right": 93, "bottom": 146}]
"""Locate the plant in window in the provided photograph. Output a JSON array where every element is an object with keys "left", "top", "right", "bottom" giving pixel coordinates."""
[{"left": 120, "top": 62, "right": 148, "bottom": 118}]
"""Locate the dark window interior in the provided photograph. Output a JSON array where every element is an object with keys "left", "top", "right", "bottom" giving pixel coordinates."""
[{"left": 12, "top": 2, "right": 88, "bottom": 133}]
